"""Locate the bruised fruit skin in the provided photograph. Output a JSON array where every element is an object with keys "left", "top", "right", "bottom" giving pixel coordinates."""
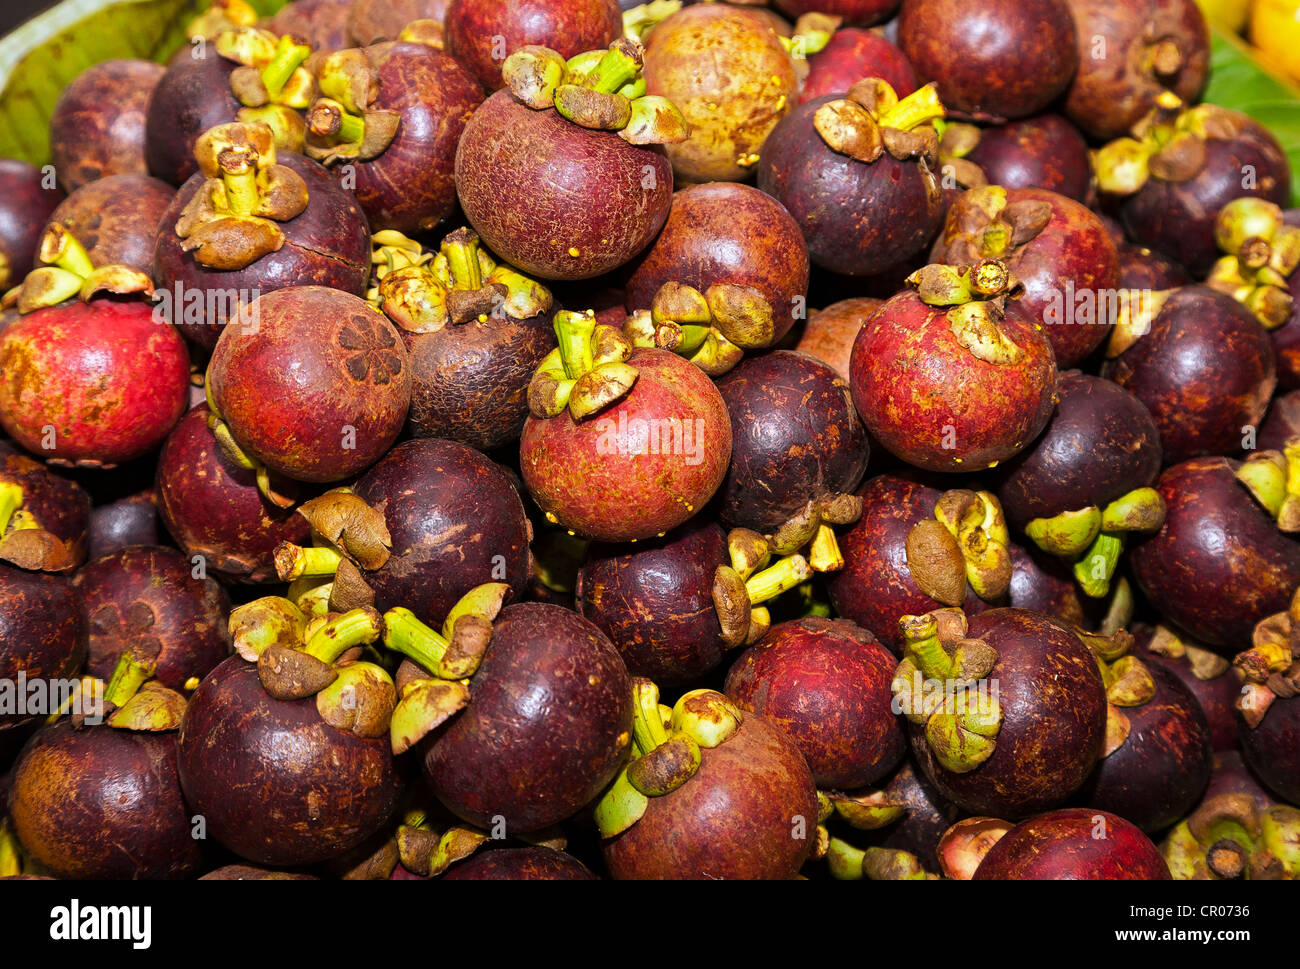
[
  {"left": 1129, "top": 458, "right": 1300, "bottom": 650},
  {"left": 624, "top": 183, "right": 810, "bottom": 347},
  {"left": 10, "top": 722, "right": 201, "bottom": 879},
  {"left": 455, "top": 90, "right": 674, "bottom": 281},
  {"left": 208, "top": 287, "right": 412, "bottom": 484},
  {"left": 577, "top": 519, "right": 728, "bottom": 685},
  {"left": 725, "top": 617, "right": 904, "bottom": 789},
  {"left": 156, "top": 406, "right": 312, "bottom": 583},
  {"left": 972, "top": 808, "right": 1170, "bottom": 879},
  {"left": 422, "top": 603, "right": 633, "bottom": 832},
  {"left": 441, "top": 846, "right": 598, "bottom": 880},
  {"left": 1259, "top": 389, "right": 1300, "bottom": 451},
  {"left": 827, "top": 474, "right": 989, "bottom": 652},
  {"left": 49, "top": 59, "right": 165, "bottom": 193},
  {"left": 144, "top": 53, "right": 241, "bottom": 186},
  {"left": 966, "top": 115, "right": 1091, "bottom": 203},
  {"left": 46, "top": 174, "right": 174, "bottom": 275},
  {"left": 178, "top": 655, "right": 403, "bottom": 866},
  {"left": 898, "top": 0, "right": 1078, "bottom": 121},
  {"left": 1103, "top": 287, "right": 1276, "bottom": 465},
  {"left": 74, "top": 545, "right": 231, "bottom": 691},
  {"left": 796, "top": 297, "right": 881, "bottom": 380},
  {"left": 715, "top": 350, "right": 868, "bottom": 532},
  {"left": 520, "top": 348, "right": 732, "bottom": 543},
  {"left": 603, "top": 712, "right": 818, "bottom": 879},
  {"left": 643, "top": 4, "right": 800, "bottom": 183},
  {"left": 1240, "top": 694, "right": 1300, "bottom": 806},
  {"left": 0, "top": 160, "right": 62, "bottom": 290},
  {"left": 799, "top": 28, "right": 918, "bottom": 104},
  {"left": 0, "top": 300, "right": 190, "bottom": 468},
  {"left": 445, "top": 0, "right": 621, "bottom": 91},
  {"left": 0, "top": 566, "right": 85, "bottom": 734}
]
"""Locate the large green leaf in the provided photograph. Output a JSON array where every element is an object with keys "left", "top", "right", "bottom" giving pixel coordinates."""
[{"left": 1205, "top": 26, "right": 1300, "bottom": 207}]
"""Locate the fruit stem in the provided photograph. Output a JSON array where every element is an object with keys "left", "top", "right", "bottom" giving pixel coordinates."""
[
  {"left": 304, "top": 607, "right": 382, "bottom": 664},
  {"left": 381, "top": 607, "right": 451, "bottom": 677},
  {"left": 104, "top": 652, "right": 154, "bottom": 709},
  {"left": 274, "top": 543, "right": 343, "bottom": 581},
  {"left": 808, "top": 524, "right": 844, "bottom": 572},
  {"left": 553, "top": 310, "right": 597, "bottom": 381},
  {"left": 585, "top": 41, "right": 642, "bottom": 95},
  {"left": 261, "top": 34, "right": 310, "bottom": 99},
  {"left": 631, "top": 678, "right": 668, "bottom": 755},
  {"left": 42, "top": 227, "right": 95, "bottom": 279},
  {"left": 219, "top": 146, "right": 262, "bottom": 216},
  {"left": 900, "top": 614, "right": 953, "bottom": 680},
  {"left": 441, "top": 229, "right": 483, "bottom": 291},
  {"left": 745, "top": 554, "right": 811, "bottom": 605},
  {"left": 1074, "top": 531, "right": 1124, "bottom": 599},
  {"left": 0, "top": 482, "right": 22, "bottom": 535}
]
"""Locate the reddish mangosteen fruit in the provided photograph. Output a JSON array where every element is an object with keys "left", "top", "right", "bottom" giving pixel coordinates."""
[
  {"left": 0, "top": 160, "right": 62, "bottom": 291},
  {"left": 455, "top": 43, "right": 681, "bottom": 282},
  {"left": 725, "top": 617, "right": 904, "bottom": 790},
  {"left": 265, "top": 0, "right": 355, "bottom": 51},
  {"left": 775, "top": 0, "right": 900, "bottom": 27},
  {"left": 45, "top": 174, "right": 174, "bottom": 275},
  {"left": 1136, "top": 623, "right": 1242, "bottom": 753},
  {"left": 1096, "top": 98, "right": 1291, "bottom": 277},
  {"left": 1260, "top": 390, "right": 1300, "bottom": 451},
  {"left": 0, "top": 443, "right": 91, "bottom": 571},
  {"left": 758, "top": 82, "right": 945, "bottom": 278},
  {"left": 1062, "top": 0, "right": 1210, "bottom": 142},
  {"left": 348, "top": 0, "right": 448, "bottom": 47},
  {"left": 1102, "top": 286, "right": 1276, "bottom": 465},
  {"left": 897, "top": 608, "right": 1108, "bottom": 818},
  {"left": 88, "top": 490, "right": 161, "bottom": 561},
  {"left": 304, "top": 41, "right": 484, "bottom": 235},
  {"left": 799, "top": 28, "right": 918, "bottom": 104},
  {"left": 1117, "top": 240, "right": 1192, "bottom": 291},
  {"left": 1203, "top": 750, "right": 1275, "bottom": 807},
  {"left": 972, "top": 808, "right": 1170, "bottom": 879},
  {"left": 0, "top": 565, "right": 85, "bottom": 739},
  {"left": 200, "top": 864, "right": 317, "bottom": 880},
  {"left": 48, "top": 59, "right": 166, "bottom": 193},
  {"left": 206, "top": 285, "right": 412, "bottom": 485},
  {"left": 938, "top": 115, "right": 1091, "bottom": 207},
  {"left": 849, "top": 261, "right": 1058, "bottom": 473},
  {"left": 156, "top": 405, "right": 312, "bottom": 584},
  {"left": 598, "top": 682, "right": 819, "bottom": 879},
  {"left": 796, "top": 297, "right": 880, "bottom": 380},
  {"left": 519, "top": 316, "right": 732, "bottom": 543},
  {"left": 153, "top": 122, "right": 371, "bottom": 350},
  {"left": 441, "top": 846, "right": 598, "bottom": 880},
  {"left": 897, "top": 0, "right": 1078, "bottom": 122},
  {"left": 624, "top": 183, "right": 810, "bottom": 351},
  {"left": 1129, "top": 458, "right": 1300, "bottom": 650}
]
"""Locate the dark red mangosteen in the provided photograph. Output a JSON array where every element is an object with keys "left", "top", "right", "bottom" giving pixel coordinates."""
[
  {"left": 972, "top": 808, "right": 1169, "bottom": 879},
  {"left": 1063, "top": 0, "right": 1210, "bottom": 142},
  {"left": 48, "top": 59, "right": 165, "bottom": 193},
  {"left": 1233, "top": 594, "right": 1300, "bottom": 806},
  {"left": 758, "top": 81, "right": 945, "bottom": 278},
  {"left": 206, "top": 285, "right": 412, "bottom": 486},
  {"left": 0, "top": 565, "right": 85, "bottom": 742},
  {"left": 89, "top": 490, "right": 162, "bottom": 561},
  {"left": 456, "top": 42, "right": 683, "bottom": 281},
  {"left": 200, "top": 864, "right": 316, "bottom": 880},
  {"left": 799, "top": 27, "right": 917, "bottom": 104},
  {"left": 0, "top": 443, "right": 91, "bottom": 572},
  {"left": 849, "top": 261, "right": 1058, "bottom": 473},
  {"left": 795, "top": 297, "right": 880, "bottom": 380},
  {"left": 265, "top": 0, "right": 355, "bottom": 51},
  {"left": 44, "top": 174, "right": 174, "bottom": 275},
  {"left": 775, "top": 0, "right": 900, "bottom": 27},
  {"left": 898, "top": 0, "right": 1078, "bottom": 122},
  {"left": 1096, "top": 97, "right": 1291, "bottom": 276},
  {"left": 440, "top": 846, "right": 598, "bottom": 880},
  {"left": 519, "top": 313, "right": 731, "bottom": 543},
  {"left": 724, "top": 617, "right": 904, "bottom": 790},
  {"left": 1260, "top": 390, "right": 1300, "bottom": 451},
  {"left": 897, "top": 608, "right": 1107, "bottom": 818},
  {"left": 153, "top": 121, "right": 371, "bottom": 350},
  {"left": 1117, "top": 240, "right": 1192, "bottom": 291},
  {"left": 597, "top": 681, "right": 819, "bottom": 879},
  {"left": 953, "top": 115, "right": 1092, "bottom": 204},
  {"left": 156, "top": 405, "right": 312, "bottom": 584},
  {"left": 0, "top": 160, "right": 62, "bottom": 291},
  {"left": 1102, "top": 286, "right": 1275, "bottom": 465},
  {"left": 1007, "top": 543, "right": 1100, "bottom": 631},
  {"left": 348, "top": 0, "right": 448, "bottom": 47},
  {"left": 1136, "top": 623, "right": 1242, "bottom": 752}
]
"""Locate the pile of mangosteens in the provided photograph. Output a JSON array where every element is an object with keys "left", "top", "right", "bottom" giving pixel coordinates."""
[{"left": 2, "top": 0, "right": 1299, "bottom": 887}]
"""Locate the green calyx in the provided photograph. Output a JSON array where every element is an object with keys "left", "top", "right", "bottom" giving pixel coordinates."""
[
  {"left": 1094, "top": 94, "right": 1244, "bottom": 196},
  {"left": 778, "top": 12, "right": 840, "bottom": 60},
  {"left": 1163, "top": 795, "right": 1300, "bottom": 880},
  {"left": 217, "top": 28, "right": 314, "bottom": 111},
  {"left": 102, "top": 652, "right": 188, "bottom": 732},
  {"left": 932, "top": 490, "right": 1012, "bottom": 601},
  {"left": 907, "top": 260, "right": 1026, "bottom": 367},
  {"left": 304, "top": 48, "right": 400, "bottom": 164},
  {"left": 1026, "top": 488, "right": 1166, "bottom": 599},
  {"left": 713, "top": 527, "right": 817, "bottom": 649},
  {"left": 396, "top": 815, "right": 489, "bottom": 877},
  {"left": 1, "top": 222, "right": 154, "bottom": 314},
  {"left": 502, "top": 40, "right": 688, "bottom": 145},
  {"left": 813, "top": 77, "right": 945, "bottom": 166},
  {"left": 934, "top": 120, "right": 988, "bottom": 192},
  {"left": 1208, "top": 199, "right": 1299, "bottom": 330},
  {"left": 527, "top": 310, "right": 638, "bottom": 421},
  {"left": 374, "top": 227, "right": 553, "bottom": 333},
  {"left": 624, "top": 280, "right": 779, "bottom": 374},
  {"left": 1234, "top": 440, "right": 1300, "bottom": 533},
  {"left": 622, "top": 1, "right": 680, "bottom": 44},
  {"left": 826, "top": 839, "right": 936, "bottom": 880}
]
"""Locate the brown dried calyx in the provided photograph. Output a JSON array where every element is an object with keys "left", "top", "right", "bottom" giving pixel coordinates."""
[
  {"left": 216, "top": 27, "right": 317, "bottom": 151},
  {"left": 932, "top": 184, "right": 1053, "bottom": 267},
  {"left": 623, "top": 280, "right": 773, "bottom": 375},
  {"left": 907, "top": 260, "right": 1027, "bottom": 366},
  {"left": 813, "top": 77, "right": 945, "bottom": 167},
  {"left": 712, "top": 528, "right": 821, "bottom": 649},
  {"left": 174, "top": 122, "right": 309, "bottom": 271},
  {"left": 934, "top": 121, "right": 988, "bottom": 194},
  {"left": 1, "top": 223, "right": 153, "bottom": 314},
  {"left": 905, "top": 489, "right": 1012, "bottom": 607},
  {"left": 1077, "top": 626, "right": 1157, "bottom": 758},
  {"left": 271, "top": 487, "right": 393, "bottom": 613},
  {"left": 1207, "top": 198, "right": 1299, "bottom": 331},
  {"left": 1233, "top": 588, "right": 1300, "bottom": 729},
  {"left": 304, "top": 48, "right": 401, "bottom": 164},
  {"left": 396, "top": 808, "right": 490, "bottom": 877}
]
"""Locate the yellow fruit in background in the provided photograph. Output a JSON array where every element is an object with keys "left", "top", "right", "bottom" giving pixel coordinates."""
[
  {"left": 1251, "top": 0, "right": 1300, "bottom": 84},
  {"left": 1197, "top": 0, "right": 1253, "bottom": 32}
]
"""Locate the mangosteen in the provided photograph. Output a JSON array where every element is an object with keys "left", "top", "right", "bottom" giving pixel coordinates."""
[
  {"left": 0, "top": 444, "right": 91, "bottom": 572},
  {"left": 1260, "top": 389, "right": 1300, "bottom": 451},
  {"left": 775, "top": 0, "right": 900, "bottom": 27},
  {"left": 89, "top": 490, "right": 162, "bottom": 561},
  {"left": 0, "top": 565, "right": 85, "bottom": 742},
  {"left": 800, "top": 27, "right": 917, "bottom": 104},
  {"left": 1232, "top": 594, "right": 1300, "bottom": 806},
  {"left": 795, "top": 297, "right": 880, "bottom": 380},
  {"left": 44, "top": 173, "right": 174, "bottom": 275},
  {"left": 1007, "top": 543, "right": 1099, "bottom": 631},
  {"left": 954, "top": 115, "right": 1092, "bottom": 204},
  {"left": 349, "top": 0, "right": 448, "bottom": 47},
  {"left": 972, "top": 808, "right": 1170, "bottom": 879},
  {"left": 48, "top": 59, "right": 165, "bottom": 192},
  {"left": 265, "top": 0, "right": 355, "bottom": 51},
  {"left": 1137, "top": 623, "right": 1242, "bottom": 752},
  {"left": 440, "top": 846, "right": 598, "bottom": 880},
  {"left": 0, "top": 160, "right": 62, "bottom": 291},
  {"left": 1117, "top": 240, "right": 1192, "bottom": 291}
]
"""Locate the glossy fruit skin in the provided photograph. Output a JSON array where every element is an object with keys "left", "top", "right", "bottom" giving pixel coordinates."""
[
  {"left": 45, "top": 174, "right": 173, "bottom": 275},
  {"left": 0, "top": 442, "right": 91, "bottom": 567},
  {"left": 353, "top": 439, "right": 530, "bottom": 626},
  {"left": 1103, "top": 287, "right": 1276, "bottom": 465},
  {"left": 348, "top": 0, "right": 449, "bottom": 47},
  {"left": 624, "top": 183, "right": 810, "bottom": 346},
  {"left": 73, "top": 545, "right": 231, "bottom": 691},
  {"left": 1259, "top": 388, "right": 1300, "bottom": 451},
  {"left": 849, "top": 289, "right": 1058, "bottom": 472},
  {"left": 144, "top": 52, "right": 241, "bottom": 186},
  {"left": 725, "top": 617, "right": 904, "bottom": 789},
  {"left": 972, "top": 808, "right": 1170, "bottom": 879},
  {"left": 422, "top": 603, "right": 632, "bottom": 832},
  {"left": 759, "top": 95, "right": 944, "bottom": 278},
  {"left": 1240, "top": 695, "right": 1300, "bottom": 806},
  {"left": 178, "top": 655, "right": 403, "bottom": 866},
  {"left": 1130, "top": 458, "right": 1300, "bottom": 650},
  {"left": 996, "top": 372, "right": 1162, "bottom": 532},
  {"left": 208, "top": 287, "right": 412, "bottom": 483},
  {"left": 577, "top": 519, "right": 728, "bottom": 685},
  {"left": 520, "top": 348, "right": 732, "bottom": 543},
  {"left": 154, "top": 152, "right": 371, "bottom": 350},
  {"left": 0, "top": 160, "right": 62, "bottom": 290},
  {"left": 799, "top": 28, "right": 918, "bottom": 104},
  {"left": 156, "top": 405, "right": 312, "bottom": 584},
  {"left": 1116, "top": 241, "right": 1192, "bottom": 291},
  {"left": 442, "top": 846, "right": 598, "bottom": 880},
  {"left": 911, "top": 609, "right": 1107, "bottom": 819},
  {"left": 1062, "top": 0, "right": 1210, "bottom": 142},
  {"left": 898, "top": 0, "right": 1078, "bottom": 121},
  {"left": 11, "top": 722, "right": 201, "bottom": 879},
  {"left": 49, "top": 59, "right": 165, "bottom": 193},
  {"left": 796, "top": 297, "right": 881, "bottom": 380},
  {"left": 265, "top": 0, "right": 354, "bottom": 51},
  {"left": 445, "top": 0, "right": 621, "bottom": 91},
  {"left": 827, "top": 474, "right": 990, "bottom": 652},
  {"left": 1134, "top": 631, "right": 1241, "bottom": 754},
  {"left": 643, "top": 4, "right": 800, "bottom": 183},
  {"left": 775, "top": 0, "right": 901, "bottom": 26},
  {"left": 965, "top": 115, "right": 1091, "bottom": 203},
  {"left": 456, "top": 90, "right": 673, "bottom": 281},
  {"left": 0, "top": 299, "right": 189, "bottom": 468},
  {"left": 0, "top": 566, "right": 85, "bottom": 735},
  {"left": 1007, "top": 543, "right": 1094, "bottom": 630},
  {"left": 89, "top": 490, "right": 161, "bottom": 561},
  {"left": 603, "top": 712, "right": 818, "bottom": 879},
  {"left": 1079, "top": 660, "right": 1212, "bottom": 832}
]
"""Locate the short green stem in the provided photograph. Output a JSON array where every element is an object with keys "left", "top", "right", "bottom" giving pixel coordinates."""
[
  {"left": 304, "top": 607, "right": 382, "bottom": 664},
  {"left": 900, "top": 615, "right": 953, "bottom": 680},
  {"left": 441, "top": 229, "right": 483, "bottom": 290},
  {"left": 877, "top": 83, "right": 944, "bottom": 133},
  {"left": 382, "top": 607, "right": 451, "bottom": 677},
  {"left": 274, "top": 543, "right": 343, "bottom": 581},
  {"left": 104, "top": 652, "right": 153, "bottom": 708},
  {"left": 745, "top": 554, "right": 811, "bottom": 605},
  {"left": 261, "top": 34, "right": 310, "bottom": 99},
  {"left": 585, "top": 43, "right": 641, "bottom": 95},
  {"left": 0, "top": 482, "right": 23, "bottom": 535},
  {"left": 554, "top": 310, "right": 597, "bottom": 381},
  {"left": 219, "top": 149, "right": 261, "bottom": 216},
  {"left": 1074, "top": 531, "right": 1125, "bottom": 599},
  {"left": 631, "top": 678, "right": 668, "bottom": 755}
]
